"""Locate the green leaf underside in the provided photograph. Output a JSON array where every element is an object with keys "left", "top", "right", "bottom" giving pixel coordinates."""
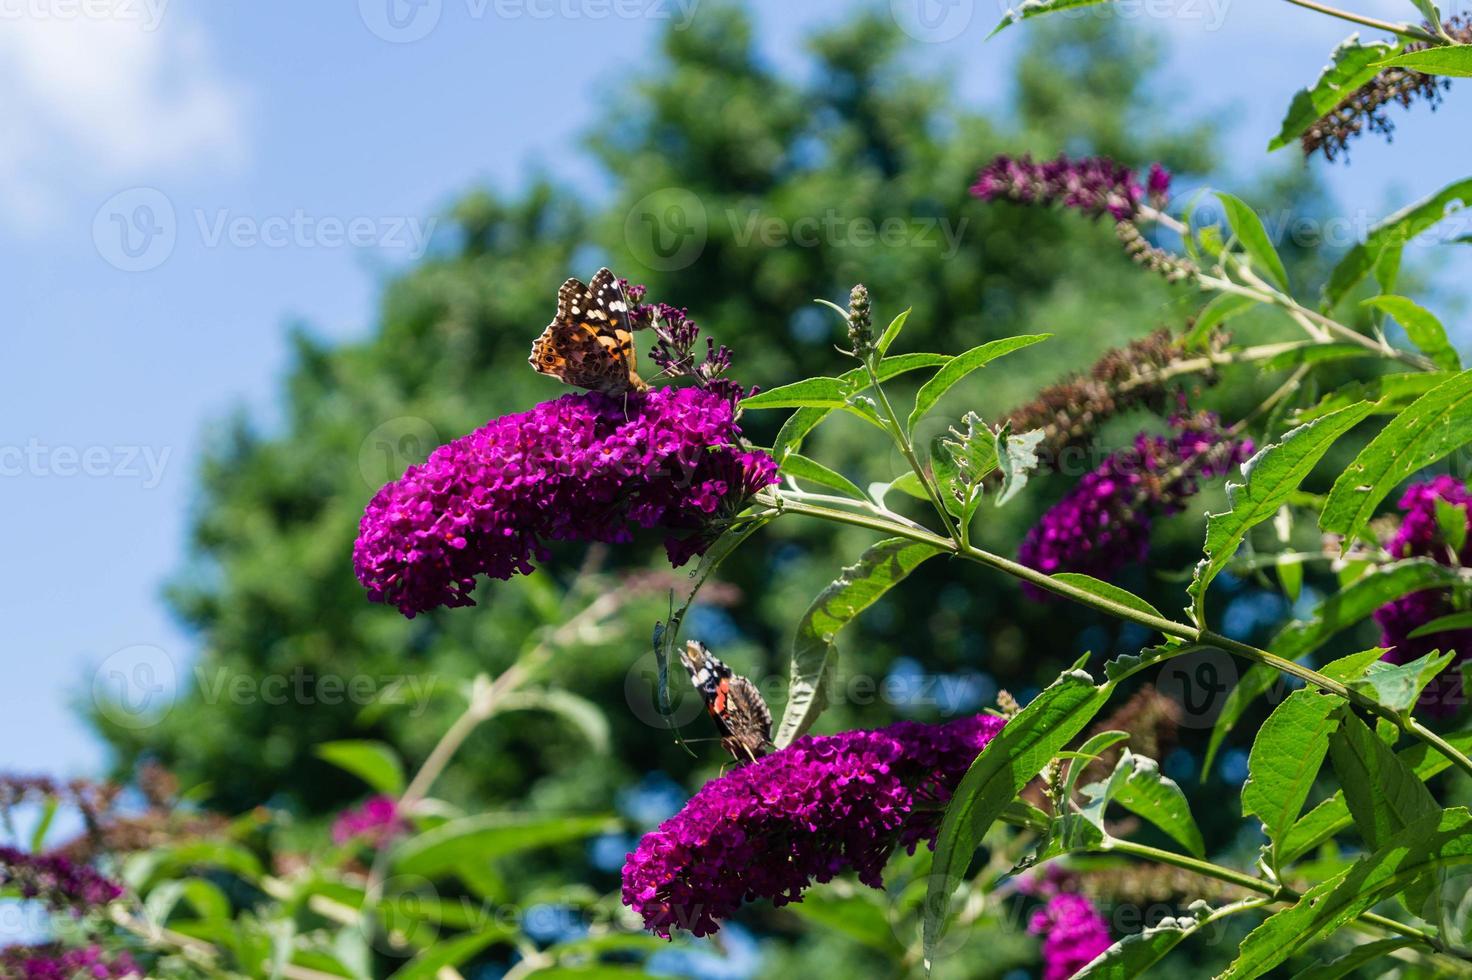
[
  {"left": 1185, "top": 292, "right": 1259, "bottom": 349},
  {"left": 1329, "top": 708, "right": 1438, "bottom": 851},
  {"left": 1241, "top": 691, "right": 1342, "bottom": 863},
  {"left": 1409, "top": 610, "right": 1472, "bottom": 639},
  {"left": 392, "top": 813, "right": 614, "bottom": 877},
  {"left": 990, "top": 0, "right": 1116, "bottom": 37},
  {"left": 1050, "top": 573, "right": 1164, "bottom": 621},
  {"left": 1203, "top": 560, "right": 1459, "bottom": 774},
  {"left": 1362, "top": 295, "right": 1461, "bottom": 371},
  {"left": 1327, "top": 178, "right": 1472, "bottom": 307},
  {"left": 1190, "top": 402, "right": 1373, "bottom": 622},
  {"left": 1270, "top": 35, "right": 1400, "bottom": 151},
  {"left": 1097, "top": 752, "right": 1206, "bottom": 857},
  {"left": 1221, "top": 809, "right": 1472, "bottom": 978},
  {"left": 1293, "top": 372, "right": 1453, "bottom": 424},
  {"left": 1073, "top": 909, "right": 1216, "bottom": 979},
  {"left": 780, "top": 452, "right": 867, "bottom": 499},
  {"left": 1288, "top": 937, "right": 1415, "bottom": 980},
  {"left": 1280, "top": 730, "right": 1472, "bottom": 865},
  {"left": 314, "top": 740, "right": 405, "bottom": 797},
  {"left": 769, "top": 354, "right": 952, "bottom": 459},
  {"left": 924, "top": 670, "right": 1111, "bottom": 965},
  {"left": 1375, "top": 45, "right": 1472, "bottom": 77},
  {"left": 1322, "top": 370, "right": 1472, "bottom": 545},
  {"left": 775, "top": 538, "right": 945, "bottom": 747},
  {"left": 1218, "top": 191, "right": 1290, "bottom": 291},
  {"left": 907, "top": 334, "right": 1050, "bottom": 434},
  {"left": 1347, "top": 650, "right": 1456, "bottom": 713}
]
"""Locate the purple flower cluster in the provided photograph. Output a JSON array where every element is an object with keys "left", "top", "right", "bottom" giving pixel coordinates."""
[
  {"left": 1374, "top": 476, "right": 1472, "bottom": 716},
  {"left": 1017, "top": 413, "right": 1252, "bottom": 595},
  {"left": 621, "top": 714, "right": 1005, "bottom": 938},
  {"left": 331, "top": 795, "right": 408, "bottom": 847},
  {"left": 970, "top": 155, "right": 1170, "bottom": 222},
  {"left": 0, "top": 945, "right": 141, "bottom": 980},
  {"left": 0, "top": 847, "right": 123, "bottom": 912},
  {"left": 354, "top": 387, "right": 778, "bottom": 616},
  {"left": 1030, "top": 893, "right": 1112, "bottom": 980}
]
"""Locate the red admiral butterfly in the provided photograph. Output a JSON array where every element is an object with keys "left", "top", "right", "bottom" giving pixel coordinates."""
[{"left": 679, "top": 640, "right": 772, "bottom": 765}]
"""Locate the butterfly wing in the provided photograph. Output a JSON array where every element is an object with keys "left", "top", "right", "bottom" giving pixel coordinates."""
[
  {"left": 719, "top": 675, "right": 773, "bottom": 764},
  {"left": 529, "top": 268, "right": 648, "bottom": 395}
]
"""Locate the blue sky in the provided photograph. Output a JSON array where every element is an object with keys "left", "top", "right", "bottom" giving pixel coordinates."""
[{"left": 3, "top": 0, "right": 1470, "bottom": 779}]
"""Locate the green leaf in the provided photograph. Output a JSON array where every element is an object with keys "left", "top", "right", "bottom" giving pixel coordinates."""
[
  {"left": 1259, "top": 343, "right": 1377, "bottom": 372},
  {"left": 1269, "top": 35, "right": 1400, "bottom": 151},
  {"left": 1203, "top": 560, "right": 1459, "bottom": 774},
  {"left": 1439, "top": 497, "right": 1470, "bottom": 555},
  {"left": 774, "top": 538, "right": 945, "bottom": 747},
  {"left": 1326, "top": 179, "right": 1472, "bottom": 307},
  {"left": 1322, "top": 370, "right": 1472, "bottom": 545},
  {"left": 924, "top": 669, "right": 1112, "bottom": 966},
  {"left": 1374, "top": 44, "right": 1472, "bottom": 77},
  {"left": 773, "top": 407, "right": 831, "bottom": 461},
  {"left": 993, "top": 425, "right": 1044, "bottom": 507},
  {"left": 780, "top": 452, "right": 867, "bottom": 499},
  {"left": 1184, "top": 292, "right": 1260, "bottom": 349},
  {"left": 1221, "top": 808, "right": 1472, "bottom": 978},
  {"left": 1347, "top": 650, "right": 1456, "bottom": 713},
  {"left": 1293, "top": 371, "right": 1453, "bottom": 424},
  {"left": 1051, "top": 573, "right": 1163, "bottom": 621},
  {"left": 741, "top": 377, "right": 853, "bottom": 410},
  {"left": 1329, "top": 708, "right": 1438, "bottom": 851},
  {"left": 1189, "top": 402, "right": 1373, "bottom": 623},
  {"left": 314, "top": 740, "right": 405, "bottom": 797},
  {"left": 495, "top": 689, "right": 611, "bottom": 754},
  {"left": 1097, "top": 751, "right": 1206, "bottom": 857},
  {"left": 1289, "top": 937, "right": 1415, "bottom": 980},
  {"left": 1362, "top": 295, "right": 1461, "bottom": 371},
  {"left": 877, "top": 308, "right": 910, "bottom": 355},
  {"left": 783, "top": 888, "right": 901, "bottom": 953},
  {"left": 387, "top": 928, "right": 514, "bottom": 980},
  {"left": 907, "top": 334, "right": 1050, "bottom": 434},
  {"left": 392, "top": 813, "right": 614, "bottom": 877},
  {"left": 1073, "top": 905, "right": 1217, "bottom": 979},
  {"left": 1277, "top": 555, "right": 1304, "bottom": 602},
  {"left": 29, "top": 798, "right": 57, "bottom": 853},
  {"left": 1409, "top": 610, "right": 1472, "bottom": 639},
  {"left": 1281, "top": 731, "right": 1472, "bottom": 864},
  {"left": 1242, "top": 691, "right": 1343, "bottom": 865},
  {"left": 990, "top": 0, "right": 1116, "bottom": 36},
  {"left": 1218, "top": 191, "right": 1290, "bottom": 291}
]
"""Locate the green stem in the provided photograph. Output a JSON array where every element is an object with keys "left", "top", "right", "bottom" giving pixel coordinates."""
[
  {"left": 1281, "top": 0, "right": 1442, "bottom": 43},
  {"left": 761, "top": 491, "right": 1472, "bottom": 781},
  {"left": 862, "top": 357, "right": 961, "bottom": 543}
]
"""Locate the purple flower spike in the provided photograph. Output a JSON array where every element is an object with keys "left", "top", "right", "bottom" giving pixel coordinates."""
[
  {"left": 1030, "top": 892, "right": 1112, "bottom": 980},
  {"left": 1, "top": 944, "right": 141, "bottom": 980},
  {"left": 0, "top": 847, "right": 124, "bottom": 913},
  {"left": 971, "top": 154, "right": 1166, "bottom": 222},
  {"left": 354, "top": 388, "right": 778, "bottom": 617},
  {"left": 1018, "top": 413, "right": 1252, "bottom": 595},
  {"left": 621, "top": 714, "right": 1005, "bottom": 938},
  {"left": 332, "top": 795, "right": 407, "bottom": 847},
  {"left": 1374, "top": 475, "right": 1472, "bottom": 716}
]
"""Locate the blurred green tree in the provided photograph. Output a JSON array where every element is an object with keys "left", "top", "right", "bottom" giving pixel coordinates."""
[{"left": 93, "top": 7, "right": 1321, "bottom": 848}]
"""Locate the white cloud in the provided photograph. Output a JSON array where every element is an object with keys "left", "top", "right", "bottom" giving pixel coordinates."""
[{"left": 0, "top": 1, "right": 247, "bottom": 230}]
